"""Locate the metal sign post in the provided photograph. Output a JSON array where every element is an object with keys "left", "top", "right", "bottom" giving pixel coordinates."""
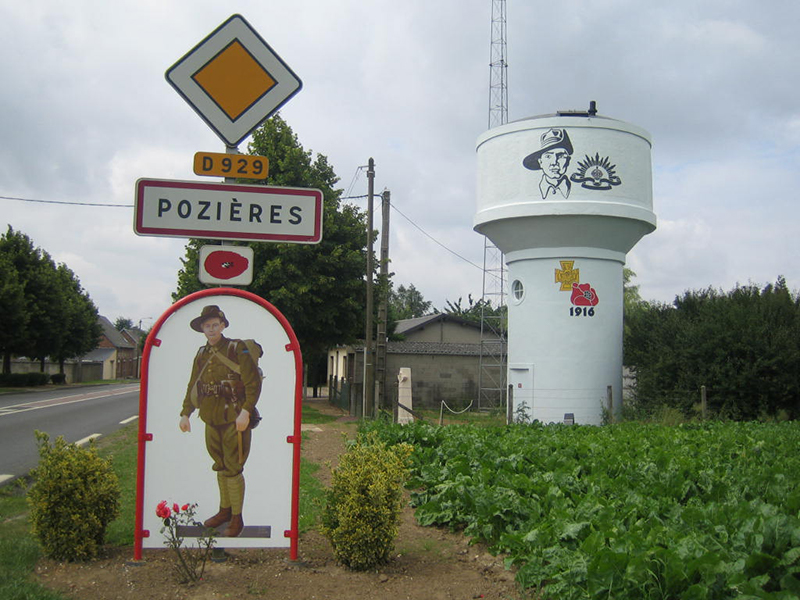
[{"left": 134, "top": 14, "right": 313, "bottom": 563}]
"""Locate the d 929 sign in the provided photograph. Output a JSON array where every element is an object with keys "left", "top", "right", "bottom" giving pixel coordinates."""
[{"left": 193, "top": 151, "right": 269, "bottom": 179}]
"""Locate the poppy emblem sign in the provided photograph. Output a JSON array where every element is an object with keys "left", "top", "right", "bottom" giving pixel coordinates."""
[
  {"left": 199, "top": 245, "right": 254, "bottom": 285},
  {"left": 166, "top": 14, "right": 302, "bottom": 147}
]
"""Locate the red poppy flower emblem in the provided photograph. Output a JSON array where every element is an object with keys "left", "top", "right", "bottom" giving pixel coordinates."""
[
  {"left": 570, "top": 282, "right": 599, "bottom": 306},
  {"left": 204, "top": 250, "right": 250, "bottom": 280}
]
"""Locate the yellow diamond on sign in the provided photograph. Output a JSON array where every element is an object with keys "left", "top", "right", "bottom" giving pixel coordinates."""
[
  {"left": 166, "top": 14, "right": 302, "bottom": 147},
  {"left": 192, "top": 41, "right": 277, "bottom": 121}
]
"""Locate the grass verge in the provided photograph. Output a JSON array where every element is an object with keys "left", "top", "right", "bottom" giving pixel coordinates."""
[
  {"left": 0, "top": 404, "right": 331, "bottom": 598},
  {"left": 0, "top": 483, "right": 64, "bottom": 600},
  {"left": 302, "top": 403, "right": 341, "bottom": 425}
]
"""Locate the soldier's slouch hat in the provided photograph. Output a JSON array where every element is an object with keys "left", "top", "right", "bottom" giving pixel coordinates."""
[
  {"left": 523, "top": 128, "right": 573, "bottom": 171},
  {"left": 190, "top": 305, "right": 230, "bottom": 332}
]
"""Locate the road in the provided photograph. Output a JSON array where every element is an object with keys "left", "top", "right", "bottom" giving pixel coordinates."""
[{"left": 0, "top": 383, "right": 140, "bottom": 486}]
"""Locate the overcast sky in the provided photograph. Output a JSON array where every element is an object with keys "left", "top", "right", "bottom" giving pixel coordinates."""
[{"left": 1, "top": 0, "right": 798, "bottom": 327}]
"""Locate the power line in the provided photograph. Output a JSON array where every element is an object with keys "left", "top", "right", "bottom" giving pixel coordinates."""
[
  {"left": 389, "top": 204, "right": 484, "bottom": 272},
  {"left": 344, "top": 165, "right": 367, "bottom": 200},
  {"left": 0, "top": 195, "right": 132, "bottom": 208},
  {"left": 3, "top": 190, "right": 493, "bottom": 278},
  {"left": 344, "top": 192, "right": 491, "bottom": 276}
]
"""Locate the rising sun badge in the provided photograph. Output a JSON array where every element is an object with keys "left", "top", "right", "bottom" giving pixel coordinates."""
[{"left": 569, "top": 153, "right": 622, "bottom": 191}]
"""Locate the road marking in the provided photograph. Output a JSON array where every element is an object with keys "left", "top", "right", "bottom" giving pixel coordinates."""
[
  {"left": 120, "top": 415, "right": 139, "bottom": 425},
  {"left": 0, "top": 474, "right": 13, "bottom": 485},
  {"left": 75, "top": 434, "right": 102, "bottom": 446},
  {"left": 0, "top": 385, "right": 139, "bottom": 418}
]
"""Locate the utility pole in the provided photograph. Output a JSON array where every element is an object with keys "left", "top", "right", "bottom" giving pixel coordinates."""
[
  {"left": 363, "top": 158, "right": 376, "bottom": 418},
  {"left": 375, "top": 189, "right": 391, "bottom": 414}
]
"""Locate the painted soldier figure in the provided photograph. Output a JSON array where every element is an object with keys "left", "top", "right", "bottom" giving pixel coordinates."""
[
  {"left": 523, "top": 128, "right": 574, "bottom": 199},
  {"left": 179, "top": 305, "right": 262, "bottom": 537}
]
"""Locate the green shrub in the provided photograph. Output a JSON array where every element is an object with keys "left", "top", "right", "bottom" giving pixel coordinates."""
[
  {"left": 50, "top": 373, "right": 67, "bottom": 385},
  {"left": 27, "top": 431, "right": 120, "bottom": 561},
  {"left": 26, "top": 372, "right": 50, "bottom": 386},
  {"left": 0, "top": 372, "right": 50, "bottom": 387},
  {"left": 321, "top": 432, "right": 412, "bottom": 570}
]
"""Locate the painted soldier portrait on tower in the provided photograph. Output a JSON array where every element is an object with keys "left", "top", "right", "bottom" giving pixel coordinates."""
[{"left": 523, "top": 128, "right": 574, "bottom": 199}]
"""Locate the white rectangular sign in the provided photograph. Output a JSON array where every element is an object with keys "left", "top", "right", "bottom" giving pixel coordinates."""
[{"left": 134, "top": 178, "right": 323, "bottom": 243}]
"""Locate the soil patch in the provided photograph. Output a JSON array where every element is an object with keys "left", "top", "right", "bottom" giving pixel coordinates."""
[{"left": 35, "top": 399, "right": 521, "bottom": 599}]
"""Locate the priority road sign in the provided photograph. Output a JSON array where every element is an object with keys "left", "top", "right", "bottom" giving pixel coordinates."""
[
  {"left": 134, "top": 178, "right": 323, "bottom": 244},
  {"left": 166, "top": 14, "right": 302, "bottom": 147}
]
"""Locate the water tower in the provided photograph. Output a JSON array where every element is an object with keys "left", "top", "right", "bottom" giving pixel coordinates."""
[{"left": 474, "top": 104, "right": 656, "bottom": 424}]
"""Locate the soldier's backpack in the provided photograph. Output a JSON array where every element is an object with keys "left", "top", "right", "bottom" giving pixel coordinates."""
[
  {"left": 224, "top": 339, "right": 264, "bottom": 429},
  {"left": 190, "top": 339, "right": 264, "bottom": 428}
]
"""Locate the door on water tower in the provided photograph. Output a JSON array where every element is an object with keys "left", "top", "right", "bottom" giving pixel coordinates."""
[{"left": 508, "top": 364, "right": 534, "bottom": 423}]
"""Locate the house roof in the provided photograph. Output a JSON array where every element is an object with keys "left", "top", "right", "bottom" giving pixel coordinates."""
[
  {"left": 98, "top": 316, "right": 135, "bottom": 349},
  {"left": 348, "top": 341, "right": 507, "bottom": 357},
  {"left": 388, "top": 341, "right": 484, "bottom": 356},
  {"left": 120, "top": 328, "right": 145, "bottom": 347},
  {"left": 394, "top": 313, "right": 479, "bottom": 336},
  {"left": 81, "top": 347, "right": 116, "bottom": 362}
]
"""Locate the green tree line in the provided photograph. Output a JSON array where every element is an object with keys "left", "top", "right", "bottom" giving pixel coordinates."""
[
  {"left": 625, "top": 277, "right": 800, "bottom": 420},
  {"left": 0, "top": 226, "right": 101, "bottom": 374}
]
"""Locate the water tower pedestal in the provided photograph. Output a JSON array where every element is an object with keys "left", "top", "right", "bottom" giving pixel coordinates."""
[{"left": 474, "top": 111, "right": 656, "bottom": 424}]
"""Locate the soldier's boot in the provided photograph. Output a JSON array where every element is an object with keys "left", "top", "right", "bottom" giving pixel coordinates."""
[
  {"left": 224, "top": 473, "right": 246, "bottom": 537},
  {"left": 203, "top": 506, "right": 232, "bottom": 529},
  {"left": 224, "top": 513, "right": 244, "bottom": 537},
  {"left": 203, "top": 472, "right": 232, "bottom": 529}
]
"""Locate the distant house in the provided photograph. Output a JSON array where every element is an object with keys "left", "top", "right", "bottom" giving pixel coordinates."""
[
  {"left": 393, "top": 313, "right": 488, "bottom": 344},
  {"left": 328, "top": 314, "right": 505, "bottom": 413},
  {"left": 81, "top": 317, "right": 142, "bottom": 379}
]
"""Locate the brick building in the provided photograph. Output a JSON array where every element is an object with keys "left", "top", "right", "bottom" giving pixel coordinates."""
[
  {"left": 81, "top": 316, "right": 142, "bottom": 379},
  {"left": 328, "top": 314, "right": 505, "bottom": 414}
]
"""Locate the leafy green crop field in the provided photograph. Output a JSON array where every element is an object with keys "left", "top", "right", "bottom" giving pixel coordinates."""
[{"left": 364, "top": 420, "right": 800, "bottom": 599}]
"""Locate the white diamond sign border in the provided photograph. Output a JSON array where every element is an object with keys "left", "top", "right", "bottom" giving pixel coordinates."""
[{"left": 166, "top": 14, "right": 302, "bottom": 147}]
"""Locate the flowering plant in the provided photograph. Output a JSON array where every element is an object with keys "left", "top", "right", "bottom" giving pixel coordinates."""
[{"left": 156, "top": 501, "right": 216, "bottom": 583}]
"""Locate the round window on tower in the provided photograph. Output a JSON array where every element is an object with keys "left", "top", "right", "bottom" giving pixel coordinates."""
[{"left": 511, "top": 279, "right": 525, "bottom": 304}]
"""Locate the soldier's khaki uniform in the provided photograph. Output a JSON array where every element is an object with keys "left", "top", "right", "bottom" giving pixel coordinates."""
[{"left": 181, "top": 334, "right": 260, "bottom": 532}]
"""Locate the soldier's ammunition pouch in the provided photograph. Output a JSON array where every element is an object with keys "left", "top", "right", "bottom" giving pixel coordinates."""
[
  {"left": 199, "top": 381, "right": 234, "bottom": 398},
  {"left": 202, "top": 380, "right": 261, "bottom": 429}
]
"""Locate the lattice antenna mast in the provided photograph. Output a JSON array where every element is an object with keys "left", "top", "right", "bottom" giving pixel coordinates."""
[
  {"left": 488, "top": 0, "right": 508, "bottom": 129},
  {"left": 479, "top": 0, "right": 509, "bottom": 411}
]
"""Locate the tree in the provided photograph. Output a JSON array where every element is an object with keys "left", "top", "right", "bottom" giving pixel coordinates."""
[
  {"left": 388, "top": 283, "right": 434, "bottom": 320},
  {"left": 443, "top": 294, "right": 506, "bottom": 331},
  {"left": 0, "top": 227, "right": 65, "bottom": 371},
  {"left": 114, "top": 317, "right": 134, "bottom": 331},
  {"left": 623, "top": 267, "right": 646, "bottom": 338},
  {"left": 0, "top": 251, "right": 28, "bottom": 373},
  {"left": 173, "top": 115, "right": 368, "bottom": 384},
  {"left": 0, "top": 226, "right": 101, "bottom": 373},
  {"left": 625, "top": 278, "right": 800, "bottom": 420},
  {"left": 51, "top": 264, "right": 102, "bottom": 373}
]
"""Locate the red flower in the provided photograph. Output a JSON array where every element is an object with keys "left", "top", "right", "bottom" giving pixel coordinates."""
[
  {"left": 173, "top": 503, "right": 180, "bottom": 514},
  {"left": 181, "top": 504, "right": 190, "bottom": 511},
  {"left": 155, "top": 500, "right": 171, "bottom": 519},
  {"left": 570, "top": 283, "right": 599, "bottom": 306}
]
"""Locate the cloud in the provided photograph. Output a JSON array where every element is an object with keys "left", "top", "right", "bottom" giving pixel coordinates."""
[{"left": 1, "top": 0, "right": 799, "bottom": 328}]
